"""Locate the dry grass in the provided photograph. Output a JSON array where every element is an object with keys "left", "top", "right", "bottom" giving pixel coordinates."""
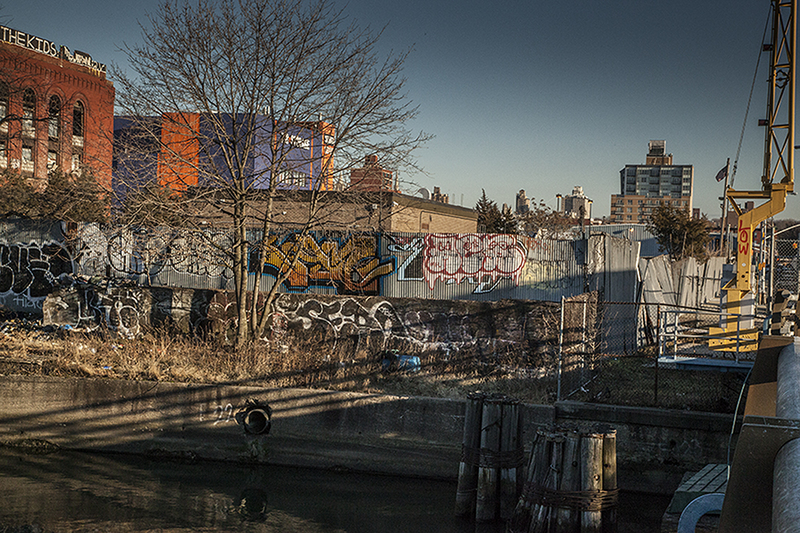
[{"left": 0, "top": 325, "right": 556, "bottom": 404}]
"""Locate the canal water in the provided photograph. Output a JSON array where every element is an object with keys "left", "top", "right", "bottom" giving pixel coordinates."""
[{"left": 0, "top": 448, "right": 669, "bottom": 532}]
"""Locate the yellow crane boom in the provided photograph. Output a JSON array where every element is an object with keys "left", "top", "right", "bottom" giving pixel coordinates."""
[{"left": 709, "top": 0, "right": 795, "bottom": 351}]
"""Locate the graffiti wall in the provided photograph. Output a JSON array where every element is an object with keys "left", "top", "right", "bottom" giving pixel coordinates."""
[
  {"left": 0, "top": 219, "right": 640, "bottom": 315},
  {"left": 383, "top": 233, "right": 588, "bottom": 301},
  {"left": 0, "top": 220, "right": 74, "bottom": 313},
  {"left": 43, "top": 285, "right": 563, "bottom": 368},
  {"left": 253, "top": 232, "right": 395, "bottom": 295}
]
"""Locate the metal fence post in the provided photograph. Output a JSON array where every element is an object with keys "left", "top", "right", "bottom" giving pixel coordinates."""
[
  {"left": 735, "top": 314, "right": 741, "bottom": 365},
  {"left": 581, "top": 299, "right": 587, "bottom": 354},
  {"left": 557, "top": 296, "right": 565, "bottom": 402},
  {"left": 673, "top": 309, "right": 678, "bottom": 359},
  {"left": 582, "top": 299, "right": 588, "bottom": 387},
  {"left": 655, "top": 305, "right": 661, "bottom": 407}
]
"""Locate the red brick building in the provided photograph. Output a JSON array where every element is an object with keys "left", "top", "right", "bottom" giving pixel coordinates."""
[
  {"left": 0, "top": 26, "right": 114, "bottom": 190},
  {"left": 349, "top": 154, "right": 395, "bottom": 191}
]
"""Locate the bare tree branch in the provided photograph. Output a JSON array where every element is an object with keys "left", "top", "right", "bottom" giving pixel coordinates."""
[{"left": 113, "top": 0, "right": 430, "bottom": 346}]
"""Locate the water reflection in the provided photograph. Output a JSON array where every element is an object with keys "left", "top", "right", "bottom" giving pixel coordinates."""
[
  {"left": 0, "top": 448, "right": 668, "bottom": 532},
  {"left": 0, "top": 448, "right": 497, "bottom": 532}
]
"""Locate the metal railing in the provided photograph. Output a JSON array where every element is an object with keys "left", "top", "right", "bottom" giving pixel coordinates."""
[
  {"left": 556, "top": 300, "right": 762, "bottom": 412},
  {"left": 657, "top": 306, "right": 763, "bottom": 364}
]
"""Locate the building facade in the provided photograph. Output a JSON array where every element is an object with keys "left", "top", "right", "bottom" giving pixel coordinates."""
[
  {"left": 559, "top": 186, "right": 592, "bottom": 220},
  {"left": 186, "top": 189, "right": 478, "bottom": 233},
  {"left": 610, "top": 140, "right": 693, "bottom": 224},
  {"left": 348, "top": 154, "right": 394, "bottom": 192},
  {"left": 114, "top": 113, "right": 334, "bottom": 196},
  {"left": 0, "top": 26, "right": 114, "bottom": 189}
]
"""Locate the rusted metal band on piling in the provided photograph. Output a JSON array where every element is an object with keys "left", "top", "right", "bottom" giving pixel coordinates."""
[
  {"left": 519, "top": 481, "right": 620, "bottom": 512},
  {"left": 460, "top": 444, "right": 525, "bottom": 469}
]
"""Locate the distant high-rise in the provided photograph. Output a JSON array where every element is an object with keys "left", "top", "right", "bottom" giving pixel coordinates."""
[
  {"left": 610, "top": 140, "right": 693, "bottom": 224},
  {"left": 560, "top": 186, "right": 592, "bottom": 220},
  {"left": 515, "top": 189, "right": 531, "bottom": 214}
]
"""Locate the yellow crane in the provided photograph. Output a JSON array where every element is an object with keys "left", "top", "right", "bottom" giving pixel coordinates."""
[{"left": 709, "top": 0, "right": 795, "bottom": 351}]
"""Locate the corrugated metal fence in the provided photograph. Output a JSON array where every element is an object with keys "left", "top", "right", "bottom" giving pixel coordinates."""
[{"left": 0, "top": 219, "right": 642, "bottom": 314}]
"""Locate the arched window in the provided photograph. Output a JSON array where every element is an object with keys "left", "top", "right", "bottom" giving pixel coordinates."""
[
  {"left": 21, "top": 89, "right": 36, "bottom": 173},
  {"left": 48, "top": 96, "right": 60, "bottom": 140},
  {"left": 0, "top": 84, "right": 7, "bottom": 169},
  {"left": 48, "top": 95, "right": 60, "bottom": 171},
  {"left": 0, "top": 83, "right": 8, "bottom": 127},
  {"left": 72, "top": 101, "right": 84, "bottom": 172},
  {"left": 72, "top": 101, "right": 84, "bottom": 138},
  {"left": 22, "top": 88, "right": 35, "bottom": 137}
]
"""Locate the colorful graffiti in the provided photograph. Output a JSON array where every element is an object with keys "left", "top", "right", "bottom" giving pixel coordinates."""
[
  {"left": 388, "top": 236, "right": 425, "bottom": 283},
  {"left": 521, "top": 261, "right": 575, "bottom": 291},
  {"left": 422, "top": 234, "right": 526, "bottom": 291},
  {"left": 257, "top": 233, "right": 395, "bottom": 294},
  {"left": 0, "top": 242, "right": 74, "bottom": 310}
]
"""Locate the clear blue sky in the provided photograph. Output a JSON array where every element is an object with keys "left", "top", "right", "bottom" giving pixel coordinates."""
[{"left": 5, "top": 0, "right": 799, "bottom": 220}]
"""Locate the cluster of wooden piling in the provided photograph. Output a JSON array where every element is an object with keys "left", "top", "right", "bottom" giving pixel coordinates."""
[
  {"left": 508, "top": 427, "right": 618, "bottom": 533},
  {"left": 455, "top": 393, "right": 524, "bottom": 523}
]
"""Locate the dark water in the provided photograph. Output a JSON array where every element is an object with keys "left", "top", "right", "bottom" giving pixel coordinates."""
[{"left": 0, "top": 449, "right": 669, "bottom": 532}]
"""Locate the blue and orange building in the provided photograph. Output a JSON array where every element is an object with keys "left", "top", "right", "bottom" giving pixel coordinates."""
[{"left": 114, "top": 112, "right": 335, "bottom": 196}]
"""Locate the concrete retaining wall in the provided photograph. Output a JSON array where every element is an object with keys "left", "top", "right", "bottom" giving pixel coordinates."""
[{"left": 0, "top": 376, "right": 736, "bottom": 493}]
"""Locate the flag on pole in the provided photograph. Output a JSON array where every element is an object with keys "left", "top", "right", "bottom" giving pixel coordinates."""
[{"left": 715, "top": 164, "right": 728, "bottom": 182}]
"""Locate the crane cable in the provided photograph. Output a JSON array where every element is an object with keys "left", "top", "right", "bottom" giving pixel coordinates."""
[{"left": 731, "top": 5, "right": 774, "bottom": 190}]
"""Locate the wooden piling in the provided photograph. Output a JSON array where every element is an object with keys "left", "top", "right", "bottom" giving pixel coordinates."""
[
  {"left": 455, "top": 392, "right": 484, "bottom": 517},
  {"left": 511, "top": 426, "right": 618, "bottom": 533},
  {"left": 475, "top": 397, "right": 502, "bottom": 522},
  {"left": 581, "top": 432, "right": 603, "bottom": 533},
  {"left": 555, "top": 430, "right": 581, "bottom": 531},
  {"left": 508, "top": 430, "right": 545, "bottom": 533},
  {"left": 602, "top": 429, "right": 618, "bottom": 533},
  {"left": 530, "top": 431, "right": 563, "bottom": 533},
  {"left": 500, "top": 399, "right": 521, "bottom": 520}
]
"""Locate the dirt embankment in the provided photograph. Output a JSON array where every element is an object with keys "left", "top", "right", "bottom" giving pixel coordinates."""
[{"left": 0, "top": 318, "right": 554, "bottom": 404}]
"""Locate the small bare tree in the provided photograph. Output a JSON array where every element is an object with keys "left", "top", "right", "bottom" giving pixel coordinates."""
[
  {"left": 518, "top": 199, "right": 574, "bottom": 237},
  {"left": 113, "top": 0, "right": 428, "bottom": 346}
]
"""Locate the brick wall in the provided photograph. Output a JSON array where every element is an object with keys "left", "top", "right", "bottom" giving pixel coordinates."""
[{"left": 0, "top": 41, "right": 114, "bottom": 189}]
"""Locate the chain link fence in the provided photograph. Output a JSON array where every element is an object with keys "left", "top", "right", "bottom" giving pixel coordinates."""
[
  {"left": 774, "top": 238, "right": 800, "bottom": 293},
  {"left": 557, "top": 300, "right": 760, "bottom": 413}
]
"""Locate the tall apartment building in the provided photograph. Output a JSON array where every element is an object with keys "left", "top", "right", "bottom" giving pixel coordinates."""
[{"left": 610, "top": 140, "right": 693, "bottom": 224}]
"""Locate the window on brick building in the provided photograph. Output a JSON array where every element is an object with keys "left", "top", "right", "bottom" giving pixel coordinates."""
[
  {"left": 22, "top": 89, "right": 35, "bottom": 138},
  {"left": 0, "top": 84, "right": 7, "bottom": 168},
  {"left": 48, "top": 96, "right": 60, "bottom": 140},
  {"left": 0, "top": 84, "right": 7, "bottom": 129},
  {"left": 21, "top": 145, "right": 33, "bottom": 173},
  {"left": 73, "top": 101, "right": 84, "bottom": 138},
  {"left": 48, "top": 95, "right": 60, "bottom": 171},
  {"left": 72, "top": 101, "right": 84, "bottom": 172}
]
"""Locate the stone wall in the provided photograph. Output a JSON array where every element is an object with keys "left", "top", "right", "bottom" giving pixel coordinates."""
[
  {"left": 0, "top": 375, "right": 736, "bottom": 493},
  {"left": 43, "top": 285, "right": 569, "bottom": 367}
]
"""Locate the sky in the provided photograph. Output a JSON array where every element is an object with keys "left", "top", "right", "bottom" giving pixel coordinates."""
[{"left": 5, "top": 0, "right": 800, "bottom": 220}]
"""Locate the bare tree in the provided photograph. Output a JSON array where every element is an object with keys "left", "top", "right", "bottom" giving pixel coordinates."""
[
  {"left": 113, "top": 0, "right": 429, "bottom": 346},
  {"left": 518, "top": 199, "right": 573, "bottom": 237}
]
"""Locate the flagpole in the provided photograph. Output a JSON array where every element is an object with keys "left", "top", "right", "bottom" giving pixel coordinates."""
[{"left": 719, "top": 158, "right": 730, "bottom": 258}]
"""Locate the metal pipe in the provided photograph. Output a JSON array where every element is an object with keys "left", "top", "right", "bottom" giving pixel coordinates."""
[{"left": 773, "top": 338, "right": 800, "bottom": 533}]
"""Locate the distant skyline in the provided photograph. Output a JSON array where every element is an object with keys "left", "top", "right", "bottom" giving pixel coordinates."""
[{"left": 5, "top": 0, "right": 799, "bottom": 220}]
